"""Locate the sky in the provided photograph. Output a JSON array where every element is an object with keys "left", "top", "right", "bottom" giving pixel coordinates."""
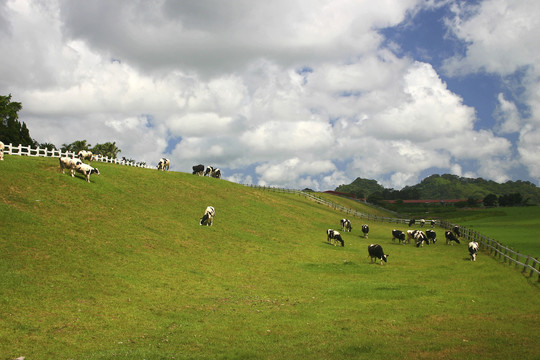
[{"left": 1, "top": 0, "right": 539, "bottom": 191}]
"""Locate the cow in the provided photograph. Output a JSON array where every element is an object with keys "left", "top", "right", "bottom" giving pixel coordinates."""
[
  {"left": 0, "top": 141, "right": 4, "bottom": 160},
  {"left": 408, "top": 219, "right": 415, "bottom": 227},
  {"left": 77, "top": 150, "right": 93, "bottom": 163},
  {"left": 204, "top": 166, "right": 221, "bottom": 179},
  {"left": 75, "top": 163, "right": 100, "bottom": 183},
  {"left": 414, "top": 231, "right": 427, "bottom": 247},
  {"left": 392, "top": 229, "right": 406, "bottom": 244},
  {"left": 430, "top": 220, "right": 436, "bottom": 227},
  {"left": 452, "top": 225, "right": 461, "bottom": 237},
  {"left": 468, "top": 241, "right": 479, "bottom": 261},
  {"left": 420, "top": 219, "right": 426, "bottom": 227},
  {"left": 59, "top": 157, "right": 82, "bottom": 177},
  {"left": 192, "top": 164, "right": 205, "bottom": 176},
  {"left": 445, "top": 231, "right": 461, "bottom": 245},
  {"left": 406, "top": 230, "right": 418, "bottom": 244},
  {"left": 157, "top": 158, "right": 170, "bottom": 171},
  {"left": 361, "top": 224, "right": 369, "bottom": 238},
  {"left": 200, "top": 206, "right": 215, "bottom": 226},
  {"left": 327, "top": 229, "right": 344, "bottom": 247},
  {"left": 426, "top": 229, "right": 437, "bottom": 244},
  {"left": 340, "top": 219, "right": 352, "bottom": 232},
  {"left": 368, "top": 244, "right": 388, "bottom": 265}
]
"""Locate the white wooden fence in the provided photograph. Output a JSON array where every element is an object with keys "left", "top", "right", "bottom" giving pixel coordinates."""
[
  {"left": 247, "top": 184, "right": 540, "bottom": 282},
  {"left": 1, "top": 142, "right": 153, "bottom": 169}
]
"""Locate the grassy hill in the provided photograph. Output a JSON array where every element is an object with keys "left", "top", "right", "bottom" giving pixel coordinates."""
[{"left": 1, "top": 156, "right": 540, "bottom": 359}]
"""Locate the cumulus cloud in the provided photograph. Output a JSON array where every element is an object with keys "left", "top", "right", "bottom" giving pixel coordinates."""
[{"left": 0, "top": 0, "right": 536, "bottom": 191}]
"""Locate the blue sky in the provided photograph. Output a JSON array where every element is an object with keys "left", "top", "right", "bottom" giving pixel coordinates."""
[{"left": 1, "top": 0, "right": 539, "bottom": 190}]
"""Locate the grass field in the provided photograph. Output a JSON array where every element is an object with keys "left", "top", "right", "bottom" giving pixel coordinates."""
[{"left": 1, "top": 156, "right": 539, "bottom": 359}]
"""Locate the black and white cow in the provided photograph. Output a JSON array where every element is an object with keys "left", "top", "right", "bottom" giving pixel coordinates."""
[
  {"left": 77, "top": 150, "right": 93, "bottom": 163},
  {"left": 414, "top": 231, "right": 427, "bottom": 247},
  {"left": 425, "top": 229, "right": 437, "bottom": 244},
  {"left": 406, "top": 230, "right": 418, "bottom": 244},
  {"left": 0, "top": 141, "right": 4, "bottom": 161},
  {"left": 157, "top": 158, "right": 170, "bottom": 171},
  {"left": 327, "top": 229, "right": 344, "bottom": 247},
  {"left": 361, "top": 224, "right": 369, "bottom": 238},
  {"left": 445, "top": 231, "right": 461, "bottom": 245},
  {"left": 75, "top": 163, "right": 100, "bottom": 183},
  {"left": 468, "top": 241, "right": 479, "bottom": 261},
  {"left": 392, "top": 229, "right": 406, "bottom": 244},
  {"left": 204, "top": 166, "right": 221, "bottom": 179},
  {"left": 430, "top": 220, "right": 436, "bottom": 227},
  {"left": 59, "top": 157, "right": 82, "bottom": 177},
  {"left": 408, "top": 219, "right": 415, "bottom": 227},
  {"left": 340, "top": 219, "right": 352, "bottom": 232},
  {"left": 200, "top": 206, "right": 215, "bottom": 226},
  {"left": 452, "top": 225, "right": 461, "bottom": 237},
  {"left": 192, "top": 164, "right": 205, "bottom": 176},
  {"left": 368, "top": 244, "right": 388, "bottom": 265}
]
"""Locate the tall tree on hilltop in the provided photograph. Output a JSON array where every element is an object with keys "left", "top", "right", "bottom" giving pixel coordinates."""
[{"left": 0, "top": 94, "right": 36, "bottom": 146}]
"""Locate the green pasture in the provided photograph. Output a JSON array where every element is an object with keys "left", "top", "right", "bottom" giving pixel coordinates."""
[{"left": 1, "top": 156, "right": 539, "bottom": 359}]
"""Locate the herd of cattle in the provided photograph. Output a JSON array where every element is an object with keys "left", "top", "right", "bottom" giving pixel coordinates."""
[{"left": 328, "top": 218, "right": 479, "bottom": 265}]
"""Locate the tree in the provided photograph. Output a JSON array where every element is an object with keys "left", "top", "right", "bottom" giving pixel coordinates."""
[
  {"left": 92, "top": 142, "right": 121, "bottom": 159},
  {"left": 0, "top": 94, "right": 36, "bottom": 146},
  {"left": 61, "top": 140, "right": 91, "bottom": 153},
  {"left": 483, "top": 194, "right": 498, "bottom": 207}
]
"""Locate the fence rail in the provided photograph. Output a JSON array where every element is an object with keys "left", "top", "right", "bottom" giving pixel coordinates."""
[
  {"left": 1, "top": 143, "right": 153, "bottom": 169},
  {"left": 247, "top": 184, "right": 540, "bottom": 282}
]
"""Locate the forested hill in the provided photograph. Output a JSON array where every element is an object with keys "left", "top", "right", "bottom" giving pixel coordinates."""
[{"left": 335, "top": 174, "right": 540, "bottom": 204}]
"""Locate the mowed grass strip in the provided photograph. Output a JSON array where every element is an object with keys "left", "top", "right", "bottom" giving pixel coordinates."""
[{"left": 0, "top": 155, "right": 539, "bottom": 359}]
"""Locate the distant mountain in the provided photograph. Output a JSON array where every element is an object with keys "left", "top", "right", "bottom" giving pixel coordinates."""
[{"left": 335, "top": 174, "right": 540, "bottom": 204}]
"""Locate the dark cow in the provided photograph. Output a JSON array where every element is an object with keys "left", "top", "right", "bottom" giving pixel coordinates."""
[
  {"left": 392, "top": 229, "right": 406, "bottom": 244},
  {"left": 340, "top": 219, "right": 352, "bottom": 232},
  {"left": 445, "top": 231, "right": 461, "bottom": 245},
  {"left": 452, "top": 225, "right": 461, "bottom": 237},
  {"left": 408, "top": 219, "right": 415, "bottom": 227},
  {"left": 468, "top": 241, "right": 479, "bottom": 261},
  {"left": 368, "top": 244, "right": 388, "bottom": 265},
  {"left": 327, "top": 229, "right": 344, "bottom": 247},
  {"left": 426, "top": 229, "right": 437, "bottom": 244},
  {"left": 430, "top": 220, "right": 436, "bottom": 227},
  {"left": 361, "top": 224, "right": 369, "bottom": 238},
  {"left": 414, "top": 231, "right": 427, "bottom": 247},
  {"left": 192, "top": 164, "right": 205, "bottom": 175},
  {"left": 157, "top": 158, "right": 170, "bottom": 171}
]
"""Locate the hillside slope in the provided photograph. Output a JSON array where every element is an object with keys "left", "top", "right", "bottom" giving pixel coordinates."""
[{"left": 1, "top": 156, "right": 539, "bottom": 359}]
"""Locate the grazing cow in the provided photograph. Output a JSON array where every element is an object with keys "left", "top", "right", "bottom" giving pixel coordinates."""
[
  {"left": 192, "top": 164, "right": 205, "bottom": 176},
  {"left": 157, "top": 158, "right": 170, "bottom": 171},
  {"left": 430, "top": 220, "right": 436, "bottom": 227},
  {"left": 327, "top": 229, "right": 344, "bottom": 247},
  {"left": 340, "top": 219, "right": 352, "bottom": 232},
  {"left": 59, "top": 157, "right": 82, "bottom": 177},
  {"left": 392, "top": 229, "right": 406, "bottom": 244},
  {"left": 368, "top": 244, "right": 389, "bottom": 265},
  {"left": 361, "top": 224, "right": 369, "bottom": 238},
  {"left": 75, "top": 163, "right": 100, "bottom": 183},
  {"left": 200, "top": 206, "right": 215, "bottom": 226},
  {"left": 77, "top": 150, "right": 93, "bottom": 163},
  {"left": 420, "top": 219, "right": 426, "bottom": 227},
  {"left": 468, "top": 241, "right": 479, "bottom": 261},
  {"left": 204, "top": 166, "right": 221, "bottom": 179},
  {"left": 408, "top": 219, "right": 415, "bottom": 227},
  {"left": 406, "top": 230, "right": 418, "bottom": 244},
  {"left": 0, "top": 141, "right": 4, "bottom": 160},
  {"left": 414, "top": 231, "right": 427, "bottom": 247},
  {"left": 425, "top": 229, "right": 437, "bottom": 244},
  {"left": 445, "top": 231, "right": 461, "bottom": 245},
  {"left": 452, "top": 225, "right": 461, "bottom": 237}
]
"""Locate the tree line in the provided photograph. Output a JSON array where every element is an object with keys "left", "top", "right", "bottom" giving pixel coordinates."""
[{"left": 1, "top": 94, "right": 121, "bottom": 159}]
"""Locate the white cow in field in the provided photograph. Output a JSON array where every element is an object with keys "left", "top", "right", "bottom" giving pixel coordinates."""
[
  {"left": 0, "top": 141, "right": 4, "bottom": 160},
  {"left": 157, "top": 158, "right": 170, "bottom": 171},
  {"left": 59, "top": 157, "right": 82, "bottom": 177},
  {"left": 75, "top": 163, "right": 100, "bottom": 183},
  {"left": 78, "top": 150, "right": 93, "bottom": 163},
  {"left": 200, "top": 206, "right": 215, "bottom": 226}
]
